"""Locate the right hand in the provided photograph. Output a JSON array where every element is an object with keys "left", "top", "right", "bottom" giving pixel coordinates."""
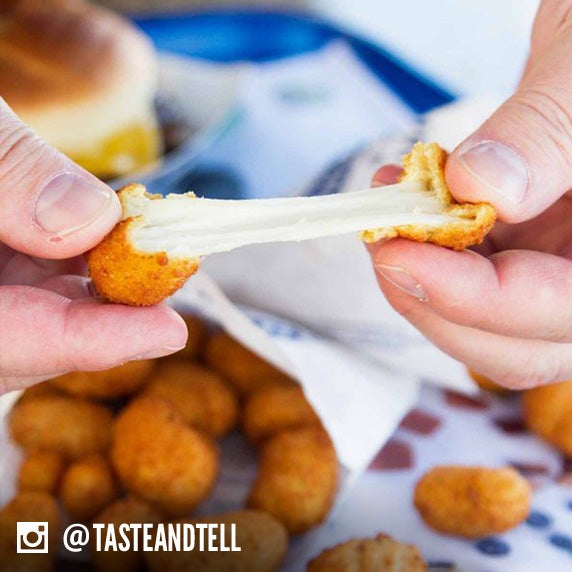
[{"left": 368, "top": 0, "right": 572, "bottom": 389}]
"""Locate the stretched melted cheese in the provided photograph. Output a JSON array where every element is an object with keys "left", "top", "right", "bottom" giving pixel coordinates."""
[{"left": 86, "top": 142, "right": 497, "bottom": 306}]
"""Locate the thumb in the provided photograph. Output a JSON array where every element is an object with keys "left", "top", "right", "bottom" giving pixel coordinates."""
[
  {"left": 0, "top": 99, "right": 120, "bottom": 259},
  {"left": 446, "top": 0, "right": 572, "bottom": 223}
]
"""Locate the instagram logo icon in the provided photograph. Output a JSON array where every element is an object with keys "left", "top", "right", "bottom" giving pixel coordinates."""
[{"left": 17, "top": 522, "right": 49, "bottom": 553}]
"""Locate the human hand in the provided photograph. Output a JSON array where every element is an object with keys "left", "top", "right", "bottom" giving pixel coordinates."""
[
  {"left": 0, "top": 99, "right": 187, "bottom": 395},
  {"left": 368, "top": 0, "right": 572, "bottom": 389}
]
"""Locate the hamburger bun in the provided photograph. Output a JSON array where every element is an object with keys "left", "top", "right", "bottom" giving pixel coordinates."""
[{"left": 0, "top": 0, "right": 162, "bottom": 178}]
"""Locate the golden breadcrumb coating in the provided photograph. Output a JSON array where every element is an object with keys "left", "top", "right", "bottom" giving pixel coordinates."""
[
  {"left": 86, "top": 184, "right": 200, "bottom": 307},
  {"left": 10, "top": 394, "right": 113, "bottom": 460},
  {"left": 247, "top": 427, "right": 339, "bottom": 534},
  {"left": 308, "top": 534, "right": 427, "bottom": 572},
  {"left": 146, "top": 511, "right": 288, "bottom": 572},
  {"left": 414, "top": 466, "right": 531, "bottom": 538},
  {"left": 16, "top": 380, "right": 60, "bottom": 403},
  {"left": 18, "top": 451, "right": 65, "bottom": 495},
  {"left": 51, "top": 359, "right": 155, "bottom": 400},
  {"left": 140, "top": 361, "right": 239, "bottom": 438},
  {"left": 111, "top": 396, "right": 219, "bottom": 517},
  {"left": 361, "top": 142, "right": 497, "bottom": 250},
  {"left": 204, "top": 332, "right": 295, "bottom": 397},
  {"left": 523, "top": 381, "right": 572, "bottom": 456},
  {"left": 60, "top": 455, "right": 119, "bottom": 522},
  {"left": 243, "top": 385, "right": 322, "bottom": 444}
]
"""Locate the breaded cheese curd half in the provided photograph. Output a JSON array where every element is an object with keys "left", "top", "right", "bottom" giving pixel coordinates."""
[
  {"left": 87, "top": 142, "right": 496, "bottom": 306},
  {"left": 0, "top": 0, "right": 162, "bottom": 178},
  {"left": 307, "top": 534, "right": 427, "bottom": 572}
]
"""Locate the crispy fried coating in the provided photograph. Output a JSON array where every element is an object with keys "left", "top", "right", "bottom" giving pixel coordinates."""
[
  {"left": 414, "top": 466, "right": 531, "bottom": 538},
  {"left": 86, "top": 184, "right": 200, "bottom": 307},
  {"left": 9, "top": 394, "right": 113, "bottom": 460},
  {"left": 111, "top": 397, "right": 219, "bottom": 517},
  {"left": 205, "top": 332, "right": 295, "bottom": 397},
  {"left": 51, "top": 359, "right": 155, "bottom": 400},
  {"left": 243, "top": 385, "right": 321, "bottom": 444},
  {"left": 177, "top": 314, "right": 208, "bottom": 359},
  {"left": 140, "top": 362, "right": 239, "bottom": 438},
  {"left": 307, "top": 534, "right": 427, "bottom": 572},
  {"left": 247, "top": 427, "right": 339, "bottom": 534},
  {"left": 17, "top": 380, "right": 60, "bottom": 403},
  {"left": 0, "top": 492, "right": 60, "bottom": 572},
  {"left": 91, "top": 497, "right": 165, "bottom": 572},
  {"left": 361, "top": 142, "right": 497, "bottom": 250},
  {"left": 60, "top": 456, "right": 119, "bottom": 522},
  {"left": 523, "top": 381, "right": 572, "bottom": 456},
  {"left": 146, "top": 510, "right": 288, "bottom": 572},
  {"left": 18, "top": 451, "right": 65, "bottom": 495}
]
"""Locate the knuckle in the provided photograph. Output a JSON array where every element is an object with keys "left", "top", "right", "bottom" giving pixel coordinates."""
[
  {"left": 0, "top": 116, "right": 53, "bottom": 191},
  {"left": 512, "top": 88, "right": 572, "bottom": 170}
]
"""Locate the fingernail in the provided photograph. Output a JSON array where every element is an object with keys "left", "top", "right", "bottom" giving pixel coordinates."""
[
  {"left": 35, "top": 172, "right": 115, "bottom": 236},
  {"left": 375, "top": 263, "right": 427, "bottom": 301},
  {"left": 128, "top": 345, "right": 186, "bottom": 361},
  {"left": 458, "top": 141, "right": 529, "bottom": 203}
]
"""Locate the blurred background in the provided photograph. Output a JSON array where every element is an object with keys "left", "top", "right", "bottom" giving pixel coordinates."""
[
  {"left": 96, "top": 0, "right": 540, "bottom": 97},
  {"left": 88, "top": 0, "right": 544, "bottom": 201},
  {"left": 6, "top": 0, "right": 542, "bottom": 200}
]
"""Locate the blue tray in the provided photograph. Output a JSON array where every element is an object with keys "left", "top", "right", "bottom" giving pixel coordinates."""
[{"left": 134, "top": 9, "right": 454, "bottom": 115}]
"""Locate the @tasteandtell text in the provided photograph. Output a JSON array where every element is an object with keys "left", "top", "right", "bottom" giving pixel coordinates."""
[{"left": 65, "top": 522, "right": 242, "bottom": 553}]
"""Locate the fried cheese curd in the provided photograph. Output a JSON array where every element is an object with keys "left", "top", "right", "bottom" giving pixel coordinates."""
[
  {"left": 307, "top": 534, "right": 427, "bottom": 572},
  {"left": 243, "top": 385, "right": 322, "bottom": 444},
  {"left": 9, "top": 394, "right": 113, "bottom": 460},
  {"left": 140, "top": 361, "right": 239, "bottom": 438},
  {"left": 17, "top": 451, "right": 65, "bottom": 495},
  {"left": 0, "top": 492, "right": 60, "bottom": 572},
  {"left": 86, "top": 143, "right": 496, "bottom": 307},
  {"left": 51, "top": 359, "right": 155, "bottom": 400},
  {"left": 523, "top": 381, "right": 572, "bottom": 456},
  {"left": 146, "top": 510, "right": 288, "bottom": 572},
  {"left": 111, "top": 397, "right": 219, "bottom": 517},
  {"left": 414, "top": 466, "right": 532, "bottom": 538},
  {"left": 205, "top": 332, "right": 295, "bottom": 397},
  {"left": 247, "top": 427, "right": 339, "bottom": 534},
  {"left": 16, "top": 380, "right": 60, "bottom": 403},
  {"left": 91, "top": 497, "right": 164, "bottom": 572},
  {"left": 60, "top": 455, "right": 119, "bottom": 522}
]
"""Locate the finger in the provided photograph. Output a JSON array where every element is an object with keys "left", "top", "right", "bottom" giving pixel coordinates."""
[
  {"left": 0, "top": 250, "right": 87, "bottom": 286},
  {"left": 371, "top": 269, "right": 572, "bottom": 389},
  {"left": 370, "top": 239, "right": 572, "bottom": 342},
  {"left": 371, "top": 164, "right": 402, "bottom": 186},
  {"left": 0, "top": 99, "right": 121, "bottom": 259},
  {"left": 445, "top": 0, "right": 572, "bottom": 222},
  {"left": 0, "top": 286, "right": 188, "bottom": 393},
  {"left": 35, "top": 275, "right": 93, "bottom": 300}
]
